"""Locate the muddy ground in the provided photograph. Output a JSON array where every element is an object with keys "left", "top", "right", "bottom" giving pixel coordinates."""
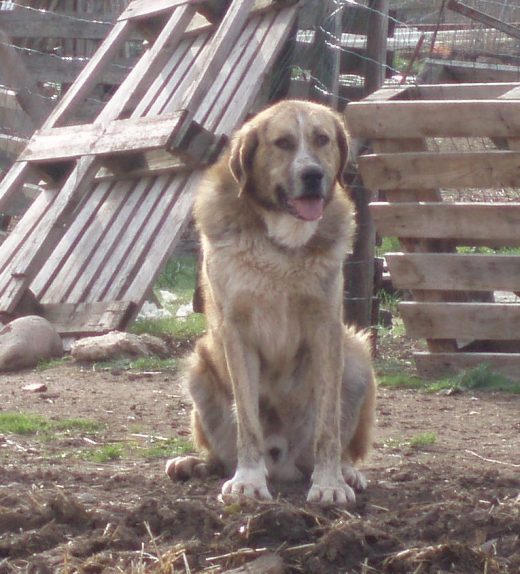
[{"left": 0, "top": 353, "right": 519, "bottom": 573}]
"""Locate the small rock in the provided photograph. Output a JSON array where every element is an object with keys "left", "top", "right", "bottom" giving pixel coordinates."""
[
  {"left": 0, "top": 316, "right": 63, "bottom": 372},
  {"left": 22, "top": 383, "right": 48, "bottom": 393},
  {"left": 71, "top": 331, "right": 169, "bottom": 362}
]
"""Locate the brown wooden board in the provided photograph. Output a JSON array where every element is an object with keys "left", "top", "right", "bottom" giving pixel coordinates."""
[
  {"left": 346, "top": 100, "right": 520, "bottom": 139},
  {"left": 400, "top": 301, "right": 520, "bottom": 341},
  {"left": 359, "top": 150, "right": 520, "bottom": 191},
  {"left": 371, "top": 202, "right": 520, "bottom": 245},
  {"left": 386, "top": 253, "right": 520, "bottom": 292}
]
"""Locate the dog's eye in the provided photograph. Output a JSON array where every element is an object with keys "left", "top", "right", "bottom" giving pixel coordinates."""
[
  {"left": 274, "top": 137, "right": 294, "bottom": 151},
  {"left": 315, "top": 133, "right": 330, "bottom": 147}
]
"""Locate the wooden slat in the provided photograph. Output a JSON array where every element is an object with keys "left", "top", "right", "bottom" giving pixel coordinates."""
[
  {"left": 371, "top": 202, "right": 520, "bottom": 245},
  {"left": 119, "top": 0, "right": 199, "bottom": 21},
  {"left": 20, "top": 112, "right": 185, "bottom": 162},
  {"left": 0, "top": 4, "right": 198, "bottom": 314},
  {"left": 414, "top": 82, "right": 520, "bottom": 100},
  {"left": 41, "top": 301, "right": 135, "bottom": 335},
  {"left": 400, "top": 301, "right": 520, "bottom": 340},
  {"left": 346, "top": 100, "right": 520, "bottom": 139},
  {"left": 359, "top": 150, "right": 520, "bottom": 191},
  {"left": 414, "top": 352, "right": 520, "bottom": 380},
  {"left": 177, "top": 0, "right": 256, "bottom": 116},
  {"left": 386, "top": 253, "right": 520, "bottom": 292}
]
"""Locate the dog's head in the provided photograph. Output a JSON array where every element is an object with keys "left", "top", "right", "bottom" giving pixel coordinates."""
[{"left": 229, "top": 100, "right": 349, "bottom": 223}]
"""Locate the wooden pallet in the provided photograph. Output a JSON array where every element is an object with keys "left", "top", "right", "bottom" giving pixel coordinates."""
[
  {"left": 346, "top": 82, "right": 520, "bottom": 380},
  {"left": 0, "top": 0, "right": 300, "bottom": 335}
]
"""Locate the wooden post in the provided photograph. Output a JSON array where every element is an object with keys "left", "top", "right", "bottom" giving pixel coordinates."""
[{"left": 344, "top": 0, "right": 388, "bottom": 332}]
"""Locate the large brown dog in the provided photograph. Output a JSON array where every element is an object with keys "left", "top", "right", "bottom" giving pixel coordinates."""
[{"left": 166, "top": 100, "right": 376, "bottom": 505}]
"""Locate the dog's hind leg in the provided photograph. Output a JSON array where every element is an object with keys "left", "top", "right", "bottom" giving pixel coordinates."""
[
  {"left": 340, "top": 328, "right": 377, "bottom": 492},
  {"left": 166, "top": 339, "right": 237, "bottom": 482}
]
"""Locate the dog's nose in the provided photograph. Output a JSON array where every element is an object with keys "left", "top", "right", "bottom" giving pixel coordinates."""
[{"left": 301, "top": 166, "right": 324, "bottom": 188}]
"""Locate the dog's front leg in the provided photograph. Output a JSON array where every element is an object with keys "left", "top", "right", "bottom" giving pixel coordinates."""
[
  {"left": 307, "top": 322, "right": 355, "bottom": 505},
  {"left": 220, "top": 324, "right": 271, "bottom": 501}
]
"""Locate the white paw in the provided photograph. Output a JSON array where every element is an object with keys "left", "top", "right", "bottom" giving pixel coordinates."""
[
  {"left": 165, "top": 455, "right": 209, "bottom": 481},
  {"left": 342, "top": 464, "right": 367, "bottom": 492},
  {"left": 221, "top": 465, "right": 272, "bottom": 501},
  {"left": 307, "top": 480, "right": 356, "bottom": 505}
]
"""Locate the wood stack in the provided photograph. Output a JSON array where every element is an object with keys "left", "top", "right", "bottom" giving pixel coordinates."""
[
  {"left": 346, "top": 82, "right": 520, "bottom": 380},
  {"left": 0, "top": 0, "right": 301, "bottom": 337}
]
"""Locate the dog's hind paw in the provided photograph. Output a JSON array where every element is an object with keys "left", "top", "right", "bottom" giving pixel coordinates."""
[
  {"left": 342, "top": 464, "right": 367, "bottom": 492},
  {"left": 165, "top": 455, "right": 210, "bottom": 481},
  {"left": 307, "top": 480, "right": 356, "bottom": 506}
]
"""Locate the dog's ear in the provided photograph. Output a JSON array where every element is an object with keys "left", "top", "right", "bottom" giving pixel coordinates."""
[
  {"left": 229, "top": 126, "right": 259, "bottom": 196},
  {"left": 334, "top": 116, "right": 350, "bottom": 187}
]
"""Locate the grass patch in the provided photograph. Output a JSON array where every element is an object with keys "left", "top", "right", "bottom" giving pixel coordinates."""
[
  {"left": 0, "top": 412, "right": 103, "bottom": 436},
  {"left": 384, "top": 432, "right": 437, "bottom": 451},
  {"left": 79, "top": 437, "right": 193, "bottom": 463},
  {"left": 131, "top": 313, "right": 205, "bottom": 341},
  {"left": 83, "top": 444, "right": 125, "bottom": 463},
  {"left": 378, "top": 373, "right": 424, "bottom": 390},
  {"left": 36, "top": 356, "right": 71, "bottom": 371},
  {"left": 409, "top": 432, "right": 437, "bottom": 448},
  {"left": 131, "top": 254, "right": 206, "bottom": 341},
  {"left": 138, "top": 437, "right": 193, "bottom": 459},
  {"left": 93, "top": 356, "right": 178, "bottom": 373},
  {"left": 430, "top": 364, "right": 520, "bottom": 394}
]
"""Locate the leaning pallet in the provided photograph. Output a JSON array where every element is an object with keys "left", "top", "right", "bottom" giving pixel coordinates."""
[
  {"left": 0, "top": 0, "right": 301, "bottom": 336},
  {"left": 346, "top": 82, "right": 520, "bottom": 381}
]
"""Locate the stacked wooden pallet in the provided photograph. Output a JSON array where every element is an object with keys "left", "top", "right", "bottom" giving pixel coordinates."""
[
  {"left": 0, "top": 0, "right": 300, "bottom": 336},
  {"left": 346, "top": 82, "right": 520, "bottom": 380}
]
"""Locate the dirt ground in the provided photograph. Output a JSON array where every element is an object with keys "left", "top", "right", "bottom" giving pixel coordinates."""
[{"left": 0, "top": 351, "right": 519, "bottom": 573}]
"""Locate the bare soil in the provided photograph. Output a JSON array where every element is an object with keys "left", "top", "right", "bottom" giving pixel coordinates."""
[{"left": 0, "top": 355, "right": 519, "bottom": 573}]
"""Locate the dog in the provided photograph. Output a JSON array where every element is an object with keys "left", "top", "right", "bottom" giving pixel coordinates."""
[{"left": 166, "top": 100, "right": 376, "bottom": 505}]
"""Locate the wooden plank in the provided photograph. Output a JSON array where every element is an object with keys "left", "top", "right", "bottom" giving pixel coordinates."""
[
  {"left": 359, "top": 150, "right": 520, "bottom": 191},
  {"left": 177, "top": 0, "right": 257, "bottom": 115},
  {"left": 0, "top": 10, "right": 113, "bottom": 40},
  {"left": 447, "top": 0, "right": 520, "bottom": 42},
  {"left": 422, "top": 58, "right": 520, "bottom": 84},
  {"left": 414, "top": 352, "right": 520, "bottom": 380},
  {"left": 45, "top": 19, "right": 132, "bottom": 127},
  {"left": 346, "top": 100, "right": 520, "bottom": 139},
  {"left": 399, "top": 301, "right": 520, "bottom": 340},
  {"left": 414, "top": 82, "right": 520, "bottom": 101},
  {"left": 119, "top": 0, "right": 199, "bottom": 21},
  {"left": 41, "top": 300, "right": 135, "bottom": 335},
  {"left": 19, "top": 112, "right": 185, "bottom": 162},
  {"left": 386, "top": 253, "right": 520, "bottom": 292},
  {"left": 370, "top": 202, "right": 520, "bottom": 245}
]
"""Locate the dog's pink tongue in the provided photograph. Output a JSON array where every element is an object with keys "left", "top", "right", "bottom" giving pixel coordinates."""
[{"left": 290, "top": 197, "right": 324, "bottom": 221}]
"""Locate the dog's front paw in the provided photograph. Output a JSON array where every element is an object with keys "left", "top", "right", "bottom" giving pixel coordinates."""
[
  {"left": 342, "top": 464, "right": 367, "bottom": 492},
  {"left": 307, "top": 479, "right": 356, "bottom": 505},
  {"left": 165, "top": 455, "right": 210, "bottom": 481},
  {"left": 221, "top": 466, "right": 272, "bottom": 501}
]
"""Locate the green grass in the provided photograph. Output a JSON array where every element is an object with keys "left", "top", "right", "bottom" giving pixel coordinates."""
[
  {"left": 0, "top": 412, "right": 103, "bottom": 436},
  {"left": 83, "top": 444, "right": 125, "bottom": 463},
  {"left": 409, "top": 432, "right": 437, "bottom": 448},
  {"left": 79, "top": 437, "right": 193, "bottom": 463},
  {"left": 138, "top": 437, "right": 193, "bottom": 459},
  {"left": 378, "top": 364, "right": 520, "bottom": 394},
  {"left": 131, "top": 313, "right": 206, "bottom": 341},
  {"left": 131, "top": 254, "right": 206, "bottom": 341},
  {"left": 36, "top": 356, "right": 71, "bottom": 371}
]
